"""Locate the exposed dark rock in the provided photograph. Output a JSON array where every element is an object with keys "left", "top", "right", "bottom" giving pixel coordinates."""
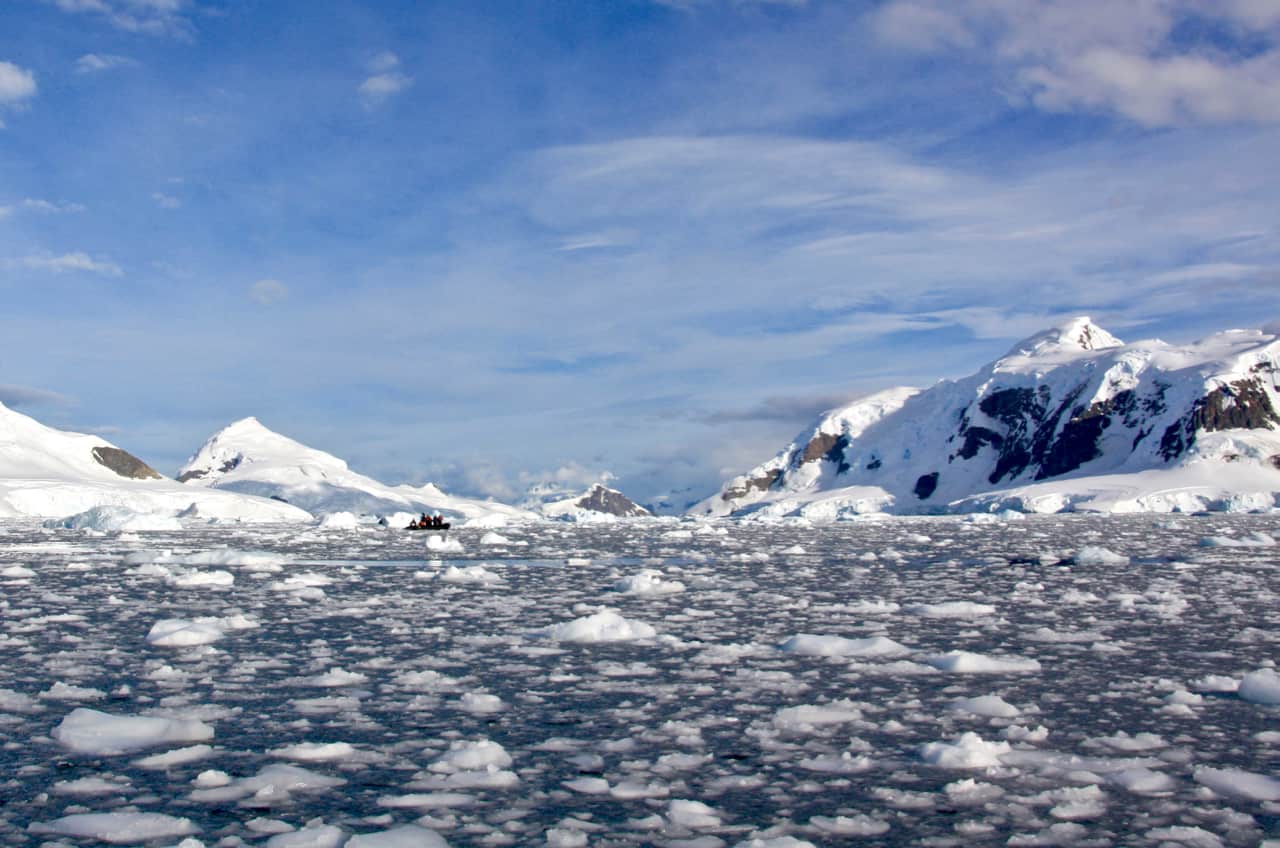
[
  {"left": 914, "top": 472, "right": 939, "bottom": 499},
  {"left": 866, "top": 457, "right": 881, "bottom": 471},
  {"left": 1270, "top": 455, "right": 1280, "bottom": 470},
  {"left": 722, "top": 468, "right": 783, "bottom": 501},
  {"left": 270, "top": 494, "right": 290, "bottom": 503},
  {"left": 178, "top": 455, "right": 242, "bottom": 483},
  {"left": 577, "top": 484, "right": 651, "bottom": 517},
  {"left": 1160, "top": 378, "right": 1280, "bottom": 461},
  {"left": 797, "top": 432, "right": 852, "bottom": 474},
  {"left": 958, "top": 426, "right": 1002, "bottom": 460},
  {"left": 91, "top": 446, "right": 162, "bottom": 480}
]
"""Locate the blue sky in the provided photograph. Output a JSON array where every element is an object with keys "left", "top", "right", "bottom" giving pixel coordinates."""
[{"left": 2, "top": 0, "right": 1279, "bottom": 507}]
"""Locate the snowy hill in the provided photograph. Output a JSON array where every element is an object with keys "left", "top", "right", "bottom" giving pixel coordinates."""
[
  {"left": 535, "top": 483, "right": 653, "bottom": 521},
  {"left": 178, "top": 417, "right": 537, "bottom": 525},
  {"left": 697, "top": 318, "right": 1280, "bottom": 518},
  {"left": 0, "top": 402, "right": 309, "bottom": 523}
]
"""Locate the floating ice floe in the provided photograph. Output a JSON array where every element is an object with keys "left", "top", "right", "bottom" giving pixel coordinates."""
[
  {"left": 271, "top": 741, "right": 358, "bottom": 762},
  {"left": 347, "top": 824, "right": 450, "bottom": 847},
  {"left": 53, "top": 707, "right": 214, "bottom": 755},
  {"left": 146, "top": 618, "right": 227, "bottom": 647},
  {"left": 542, "top": 609, "right": 657, "bottom": 643},
  {"left": 778, "top": 633, "right": 909, "bottom": 657},
  {"left": 28, "top": 812, "right": 199, "bottom": 844},
  {"left": 1193, "top": 765, "right": 1280, "bottom": 802},
  {"left": 906, "top": 600, "right": 997, "bottom": 618},
  {"left": 919, "top": 732, "right": 1012, "bottom": 768},
  {"left": 1238, "top": 668, "right": 1280, "bottom": 704},
  {"left": 188, "top": 763, "right": 347, "bottom": 804},
  {"left": 611, "top": 569, "right": 686, "bottom": 596},
  {"left": 438, "top": 564, "right": 502, "bottom": 585},
  {"left": 318, "top": 511, "right": 360, "bottom": 529},
  {"left": 947, "top": 694, "right": 1021, "bottom": 718},
  {"left": 1072, "top": 546, "right": 1130, "bottom": 565},
  {"left": 425, "top": 534, "right": 463, "bottom": 552},
  {"left": 924, "top": 651, "right": 1042, "bottom": 674}
]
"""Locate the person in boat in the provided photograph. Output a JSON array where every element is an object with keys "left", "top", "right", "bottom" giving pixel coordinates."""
[{"left": 432, "top": 514, "right": 443, "bottom": 528}]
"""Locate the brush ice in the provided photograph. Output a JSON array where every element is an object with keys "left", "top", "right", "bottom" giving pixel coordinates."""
[
  {"left": 346, "top": 825, "right": 450, "bottom": 846},
  {"left": 1194, "top": 766, "right": 1280, "bottom": 801},
  {"left": 542, "top": 609, "right": 657, "bottom": 642},
  {"left": 146, "top": 618, "right": 226, "bottom": 647},
  {"left": 53, "top": 708, "right": 214, "bottom": 755}
]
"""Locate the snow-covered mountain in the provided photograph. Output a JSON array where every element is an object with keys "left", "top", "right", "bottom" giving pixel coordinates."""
[
  {"left": 0, "top": 402, "right": 309, "bottom": 523},
  {"left": 178, "top": 417, "right": 537, "bottom": 525},
  {"left": 697, "top": 318, "right": 1280, "bottom": 518},
  {"left": 534, "top": 483, "right": 653, "bottom": 521}
]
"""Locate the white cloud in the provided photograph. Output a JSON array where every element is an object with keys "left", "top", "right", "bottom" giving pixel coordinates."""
[
  {"left": 22, "top": 198, "right": 86, "bottom": 214},
  {"left": 18, "top": 252, "right": 123, "bottom": 276},
  {"left": 871, "top": 0, "right": 1280, "bottom": 126},
  {"left": 75, "top": 53, "right": 136, "bottom": 73},
  {"left": 152, "top": 192, "right": 181, "bottom": 209},
  {"left": 0, "top": 384, "right": 74, "bottom": 409},
  {"left": 359, "top": 72, "right": 413, "bottom": 105},
  {"left": 249, "top": 278, "right": 288, "bottom": 305},
  {"left": 0, "top": 62, "right": 37, "bottom": 106},
  {"left": 46, "top": 0, "right": 193, "bottom": 37}
]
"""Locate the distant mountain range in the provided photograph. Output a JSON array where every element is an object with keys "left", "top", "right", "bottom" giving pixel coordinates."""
[
  {"left": 696, "top": 317, "right": 1280, "bottom": 517},
  {"left": 6, "top": 316, "right": 1280, "bottom": 524}
]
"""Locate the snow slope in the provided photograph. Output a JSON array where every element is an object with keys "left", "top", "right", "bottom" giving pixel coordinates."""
[
  {"left": 697, "top": 318, "right": 1280, "bottom": 518},
  {"left": 178, "top": 417, "right": 537, "bottom": 524},
  {"left": 0, "top": 402, "right": 309, "bottom": 523}
]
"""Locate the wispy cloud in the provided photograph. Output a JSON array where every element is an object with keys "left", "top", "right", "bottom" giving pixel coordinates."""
[
  {"left": 46, "top": 0, "right": 195, "bottom": 38},
  {"left": 359, "top": 52, "right": 413, "bottom": 105},
  {"left": 15, "top": 252, "right": 123, "bottom": 276},
  {"left": 0, "top": 383, "right": 74, "bottom": 409},
  {"left": 75, "top": 53, "right": 137, "bottom": 74},
  {"left": 21, "top": 198, "right": 86, "bottom": 214},
  {"left": 249, "top": 278, "right": 288, "bottom": 305}
]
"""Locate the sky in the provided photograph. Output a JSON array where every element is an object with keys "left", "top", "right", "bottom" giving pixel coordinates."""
[{"left": 1, "top": 0, "right": 1279, "bottom": 509}]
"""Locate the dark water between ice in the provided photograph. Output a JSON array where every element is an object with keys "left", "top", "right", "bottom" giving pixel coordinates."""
[{"left": 1, "top": 514, "right": 1277, "bottom": 846}]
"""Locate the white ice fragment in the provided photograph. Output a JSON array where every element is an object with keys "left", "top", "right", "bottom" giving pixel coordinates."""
[
  {"left": 146, "top": 618, "right": 226, "bottom": 647},
  {"left": 319, "top": 511, "right": 360, "bottom": 529},
  {"left": 924, "top": 651, "right": 1041, "bottom": 674},
  {"left": 1194, "top": 766, "right": 1280, "bottom": 801},
  {"left": 809, "top": 814, "right": 890, "bottom": 835},
  {"left": 439, "top": 564, "right": 501, "bottom": 585},
  {"left": 1143, "top": 826, "right": 1224, "bottom": 848},
  {"left": 778, "top": 634, "right": 909, "bottom": 657},
  {"left": 667, "top": 798, "right": 722, "bottom": 828},
  {"left": 919, "top": 732, "right": 1011, "bottom": 768},
  {"left": 2, "top": 564, "right": 35, "bottom": 577},
  {"left": 271, "top": 741, "right": 357, "bottom": 762},
  {"left": 425, "top": 534, "right": 463, "bottom": 552},
  {"left": 563, "top": 776, "right": 610, "bottom": 794},
  {"left": 1106, "top": 767, "right": 1177, "bottom": 795},
  {"left": 1072, "top": 546, "right": 1129, "bottom": 565},
  {"left": 1239, "top": 668, "right": 1280, "bottom": 704},
  {"left": 430, "top": 739, "right": 513, "bottom": 772},
  {"left": 479, "top": 531, "right": 511, "bottom": 545},
  {"left": 300, "top": 667, "right": 369, "bottom": 687},
  {"left": 906, "top": 601, "right": 997, "bottom": 618},
  {"left": 947, "top": 694, "right": 1021, "bottom": 718},
  {"left": 612, "top": 569, "right": 686, "bottom": 596},
  {"left": 133, "top": 744, "right": 215, "bottom": 769},
  {"left": 542, "top": 609, "right": 657, "bottom": 643},
  {"left": 457, "top": 692, "right": 505, "bottom": 714},
  {"left": 346, "top": 824, "right": 450, "bottom": 847},
  {"left": 265, "top": 822, "right": 347, "bottom": 847},
  {"left": 28, "top": 813, "right": 199, "bottom": 844},
  {"left": 167, "top": 569, "right": 235, "bottom": 588},
  {"left": 53, "top": 708, "right": 214, "bottom": 755}
]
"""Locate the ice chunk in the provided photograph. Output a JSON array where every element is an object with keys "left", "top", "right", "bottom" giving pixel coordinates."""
[
  {"left": 44, "top": 505, "right": 183, "bottom": 532},
  {"left": 542, "top": 609, "right": 657, "bottom": 643},
  {"left": 146, "top": 618, "right": 226, "bottom": 647},
  {"left": 667, "top": 799, "right": 722, "bottom": 828},
  {"left": 266, "top": 822, "right": 347, "bottom": 847},
  {"left": 919, "top": 732, "right": 1011, "bottom": 768},
  {"left": 1072, "top": 546, "right": 1129, "bottom": 565},
  {"left": 1238, "top": 668, "right": 1280, "bottom": 704},
  {"left": 906, "top": 601, "right": 997, "bottom": 618},
  {"left": 947, "top": 694, "right": 1021, "bottom": 718},
  {"left": 924, "top": 651, "right": 1041, "bottom": 674},
  {"left": 1194, "top": 766, "right": 1280, "bottom": 801},
  {"left": 271, "top": 741, "right": 358, "bottom": 762},
  {"left": 346, "top": 825, "right": 449, "bottom": 847},
  {"left": 53, "top": 708, "right": 214, "bottom": 755},
  {"left": 778, "top": 634, "right": 909, "bottom": 657},
  {"left": 612, "top": 569, "right": 686, "bottom": 596},
  {"left": 28, "top": 813, "right": 199, "bottom": 844}
]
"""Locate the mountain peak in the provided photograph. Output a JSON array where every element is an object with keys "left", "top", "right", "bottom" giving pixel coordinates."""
[{"left": 1002, "top": 316, "right": 1123, "bottom": 362}]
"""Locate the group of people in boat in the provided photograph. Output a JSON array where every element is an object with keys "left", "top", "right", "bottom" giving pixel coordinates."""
[{"left": 408, "top": 513, "right": 448, "bottom": 530}]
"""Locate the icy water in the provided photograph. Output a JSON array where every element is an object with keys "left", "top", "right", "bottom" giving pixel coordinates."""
[{"left": 1, "top": 515, "right": 1278, "bottom": 847}]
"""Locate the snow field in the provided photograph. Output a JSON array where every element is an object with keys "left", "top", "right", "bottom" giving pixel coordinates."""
[{"left": 0, "top": 514, "right": 1278, "bottom": 845}]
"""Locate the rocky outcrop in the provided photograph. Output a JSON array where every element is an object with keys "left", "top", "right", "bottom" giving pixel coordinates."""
[
  {"left": 1160, "top": 378, "right": 1280, "bottom": 461},
  {"left": 722, "top": 468, "right": 783, "bottom": 501},
  {"left": 575, "top": 484, "right": 651, "bottom": 517},
  {"left": 92, "top": 446, "right": 162, "bottom": 480},
  {"left": 177, "top": 455, "right": 241, "bottom": 483}
]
